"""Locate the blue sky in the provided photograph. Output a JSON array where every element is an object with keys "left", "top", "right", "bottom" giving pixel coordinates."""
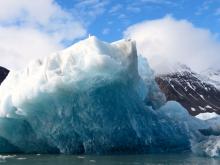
[
  {"left": 1, "top": 0, "right": 220, "bottom": 71},
  {"left": 55, "top": 0, "right": 220, "bottom": 42}
]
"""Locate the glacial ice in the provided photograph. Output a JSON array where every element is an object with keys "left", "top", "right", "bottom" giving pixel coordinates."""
[{"left": 0, "top": 36, "right": 219, "bottom": 156}]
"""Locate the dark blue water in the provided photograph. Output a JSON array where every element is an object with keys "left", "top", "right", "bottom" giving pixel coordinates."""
[{"left": 0, "top": 153, "right": 220, "bottom": 165}]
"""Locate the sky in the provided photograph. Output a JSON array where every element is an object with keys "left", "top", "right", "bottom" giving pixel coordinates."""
[
  {"left": 55, "top": 0, "right": 220, "bottom": 42},
  {"left": 1, "top": 0, "right": 220, "bottom": 73}
]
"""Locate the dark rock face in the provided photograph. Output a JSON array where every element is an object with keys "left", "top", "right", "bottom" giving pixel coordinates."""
[
  {"left": 156, "top": 70, "right": 220, "bottom": 116},
  {"left": 0, "top": 66, "right": 9, "bottom": 85}
]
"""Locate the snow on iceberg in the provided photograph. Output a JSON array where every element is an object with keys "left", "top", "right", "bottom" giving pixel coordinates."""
[{"left": 0, "top": 36, "right": 217, "bottom": 156}]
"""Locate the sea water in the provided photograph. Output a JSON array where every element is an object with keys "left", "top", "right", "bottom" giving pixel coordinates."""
[{"left": 0, "top": 153, "right": 220, "bottom": 165}]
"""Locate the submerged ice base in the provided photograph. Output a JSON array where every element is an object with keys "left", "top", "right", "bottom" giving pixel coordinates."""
[{"left": 0, "top": 37, "right": 218, "bottom": 156}]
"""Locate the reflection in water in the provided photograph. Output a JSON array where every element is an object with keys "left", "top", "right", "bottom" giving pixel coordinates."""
[{"left": 0, "top": 153, "right": 220, "bottom": 165}]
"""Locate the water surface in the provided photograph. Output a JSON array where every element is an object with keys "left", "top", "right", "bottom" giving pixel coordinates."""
[{"left": 0, "top": 153, "right": 219, "bottom": 165}]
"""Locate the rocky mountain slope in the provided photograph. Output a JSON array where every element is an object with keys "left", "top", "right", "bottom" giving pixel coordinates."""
[
  {"left": 0, "top": 66, "right": 9, "bottom": 85},
  {"left": 156, "top": 66, "right": 220, "bottom": 116}
]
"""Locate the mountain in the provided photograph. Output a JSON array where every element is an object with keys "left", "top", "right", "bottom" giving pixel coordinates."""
[
  {"left": 155, "top": 66, "right": 220, "bottom": 116},
  {"left": 0, "top": 66, "right": 9, "bottom": 85},
  {"left": 200, "top": 68, "right": 220, "bottom": 90}
]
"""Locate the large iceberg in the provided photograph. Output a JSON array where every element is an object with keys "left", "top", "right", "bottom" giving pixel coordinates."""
[{"left": 0, "top": 36, "right": 218, "bottom": 156}]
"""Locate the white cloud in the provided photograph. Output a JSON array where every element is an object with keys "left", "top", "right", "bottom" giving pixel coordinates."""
[
  {"left": 0, "top": 0, "right": 87, "bottom": 70},
  {"left": 124, "top": 16, "right": 220, "bottom": 74},
  {"left": 0, "top": 0, "right": 57, "bottom": 24},
  {"left": 127, "top": 6, "right": 141, "bottom": 13},
  {"left": 215, "top": 8, "right": 220, "bottom": 16},
  {"left": 73, "top": 0, "right": 109, "bottom": 24},
  {"left": 195, "top": 0, "right": 213, "bottom": 15},
  {"left": 140, "top": 0, "right": 176, "bottom": 5},
  {"left": 102, "top": 28, "right": 110, "bottom": 35},
  {"left": 109, "top": 4, "right": 123, "bottom": 14},
  {"left": 0, "top": 27, "right": 63, "bottom": 70}
]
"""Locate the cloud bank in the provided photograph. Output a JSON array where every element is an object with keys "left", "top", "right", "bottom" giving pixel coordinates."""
[
  {"left": 124, "top": 16, "right": 220, "bottom": 74},
  {"left": 0, "top": 0, "right": 86, "bottom": 70}
]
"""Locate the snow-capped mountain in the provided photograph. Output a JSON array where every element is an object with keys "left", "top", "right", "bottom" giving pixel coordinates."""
[
  {"left": 200, "top": 68, "right": 220, "bottom": 90},
  {"left": 155, "top": 65, "right": 220, "bottom": 116},
  {"left": 0, "top": 66, "right": 9, "bottom": 85}
]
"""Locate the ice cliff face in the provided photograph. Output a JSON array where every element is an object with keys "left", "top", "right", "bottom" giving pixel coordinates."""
[{"left": 0, "top": 37, "right": 218, "bottom": 156}]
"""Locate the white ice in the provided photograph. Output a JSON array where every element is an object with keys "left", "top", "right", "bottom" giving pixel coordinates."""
[{"left": 0, "top": 36, "right": 219, "bottom": 157}]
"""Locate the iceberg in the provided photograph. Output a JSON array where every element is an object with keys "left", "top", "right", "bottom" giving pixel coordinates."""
[{"left": 0, "top": 36, "right": 218, "bottom": 156}]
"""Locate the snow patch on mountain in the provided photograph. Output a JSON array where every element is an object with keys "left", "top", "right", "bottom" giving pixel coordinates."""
[
  {"left": 196, "top": 112, "right": 219, "bottom": 120},
  {"left": 200, "top": 68, "right": 220, "bottom": 90}
]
